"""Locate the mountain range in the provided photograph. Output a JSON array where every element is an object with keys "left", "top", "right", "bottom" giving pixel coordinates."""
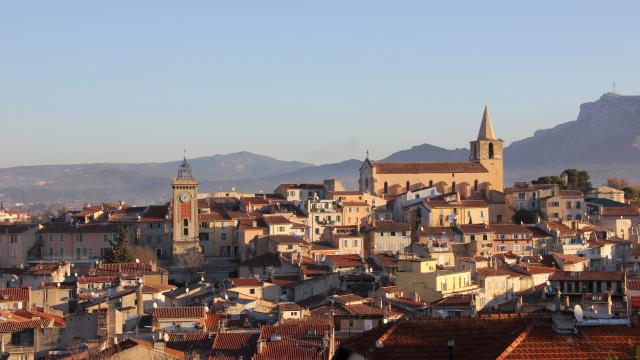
[{"left": 2, "top": 93, "right": 640, "bottom": 208}]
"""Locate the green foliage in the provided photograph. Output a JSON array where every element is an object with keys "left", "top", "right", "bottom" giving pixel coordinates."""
[
  {"left": 512, "top": 209, "right": 541, "bottom": 225},
  {"left": 103, "top": 225, "right": 132, "bottom": 263},
  {"left": 532, "top": 169, "right": 592, "bottom": 190},
  {"left": 532, "top": 176, "right": 565, "bottom": 186},
  {"left": 623, "top": 186, "right": 640, "bottom": 200}
]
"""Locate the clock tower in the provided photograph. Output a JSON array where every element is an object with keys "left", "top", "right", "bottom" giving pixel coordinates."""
[{"left": 171, "top": 156, "right": 201, "bottom": 261}]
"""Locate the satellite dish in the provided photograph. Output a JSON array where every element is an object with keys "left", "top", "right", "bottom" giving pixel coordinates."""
[
  {"left": 153, "top": 302, "right": 158, "bottom": 309},
  {"left": 135, "top": 258, "right": 140, "bottom": 264},
  {"left": 574, "top": 304, "right": 584, "bottom": 322},
  {"left": 185, "top": 288, "right": 190, "bottom": 293},
  {"left": 420, "top": 227, "right": 424, "bottom": 232},
  {"left": 201, "top": 276, "right": 205, "bottom": 283},
  {"left": 163, "top": 333, "right": 170, "bottom": 342}
]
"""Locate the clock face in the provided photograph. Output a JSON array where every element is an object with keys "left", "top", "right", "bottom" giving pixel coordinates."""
[{"left": 179, "top": 193, "right": 191, "bottom": 203}]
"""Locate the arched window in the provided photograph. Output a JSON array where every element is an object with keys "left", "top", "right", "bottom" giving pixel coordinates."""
[
  {"left": 488, "top": 143, "right": 494, "bottom": 159},
  {"left": 183, "top": 218, "right": 189, "bottom": 236},
  {"left": 451, "top": 181, "right": 456, "bottom": 192},
  {"left": 383, "top": 181, "right": 388, "bottom": 194},
  {"left": 474, "top": 179, "right": 479, "bottom": 191},
  {"left": 406, "top": 181, "right": 410, "bottom": 192}
]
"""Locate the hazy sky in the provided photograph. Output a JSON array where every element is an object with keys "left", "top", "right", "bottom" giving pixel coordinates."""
[{"left": 2, "top": 1, "right": 640, "bottom": 168}]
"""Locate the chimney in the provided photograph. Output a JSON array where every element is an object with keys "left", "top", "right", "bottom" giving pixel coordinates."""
[
  {"left": 555, "top": 287, "right": 562, "bottom": 312},
  {"left": 137, "top": 282, "right": 144, "bottom": 315},
  {"left": 515, "top": 295, "right": 523, "bottom": 313},
  {"left": 257, "top": 338, "right": 267, "bottom": 354}
]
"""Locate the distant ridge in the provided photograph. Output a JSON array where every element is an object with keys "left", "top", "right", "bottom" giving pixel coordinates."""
[{"left": 2, "top": 93, "right": 640, "bottom": 206}]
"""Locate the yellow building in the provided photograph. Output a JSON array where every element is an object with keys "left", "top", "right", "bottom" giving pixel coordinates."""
[
  {"left": 359, "top": 106, "right": 504, "bottom": 197},
  {"left": 395, "top": 258, "right": 477, "bottom": 303}
]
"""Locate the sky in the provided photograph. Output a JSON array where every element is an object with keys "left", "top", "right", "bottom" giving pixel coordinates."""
[{"left": 1, "top": 1, "right": 640, "bottom": 168}]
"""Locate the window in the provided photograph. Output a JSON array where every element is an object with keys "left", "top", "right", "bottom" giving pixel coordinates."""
[
  {"left": 470, "top": 235, "right": 476, "bottom": 241},
  {"left": 517, "top": 192, "right": 526, "bottom": 200},
  {"left": 498, "top": 245, "right": 507, "bottom": 251},
  {"left": 513, "top": 245, "right": 521, "bottom": 252},
  {"left": 49, "top": 234, "right": 54, "bottom": 242},
  {"left": 488, "top": 143, "right": 494, "bottom": 159},
  {"left": 483, "top": 234, "right": 488, "bottom": 240},
  {"left": 59, "top": 234, "right": 64, "bottom": 242},
  {"left": 59, "top": 247, "right": 64, "bottom": 256},
  {"left": 343, "top": 239, "right": 348, "bottom": 248},
  {"left": 391, "top": 232, "right": 396, "bottom": 236},
  {"left": 76, "top": 248, "right": 81, "bottom": 258},
  {"left": 474, "top": 179, "right": 479, "bottom": 191},
  {"left": 451, "top": 181, "right": 456, "bottom": 192},
  {"left": 156, "top": 248, "right": 163, "bottom": 258},
  {"left": 9, "top": 234, "right": 17, "bottom": 243},
  {"left": 353, "top": 239, "right": 358, "bottom": 247},
  {"left": 249, "top": 289, "right": 255, "bottom": 295},
  {"left": 103, "top": 234, "right": 109, "bottom": 242},
  {"left": 49, "top": 247, "right": 53, "bottom": 256},
  {"left": 384, "top": 181, "right": 388, "bottom": 194},
  {"left": 221, "top": 233, "right": 227, "bottom": 241},
  {"left": 278, "top": 226, "right": 285, "bottom": 232},
  {"left": 76, "top": 234, "right": 83, "bottom": 242},
  {"left": 566, "top": 201, "right": 572, "bottom": 209},
  {"left": 576, "top": 201, "right": 581, "bottom": 209},
  {"left": 183, "top": 218, "right": 189, "bottom": 236},
  {"left": 11, "top": 250, "right": 16, "bottom": 258}
]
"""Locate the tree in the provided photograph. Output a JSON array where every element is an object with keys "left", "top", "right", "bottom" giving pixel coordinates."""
[
  {"left": 532, "top": 169, "right": 592, "bottom": 190},
  {"left": 103, "top": 225, "right": 132, "bottom": 263},
  {"left": 512, "top": 209, "right": 541, "bottom": 225},
  {"left": 532, "top": 176, "right": 565, "bottom": 186},
  {"left": 607, "top": 177, "right": 629, "bottom": 189},
  {"left": 623, "top": 186, "right": 640, "bottom": 200},
  {"left": 561, "top": 168, "right": 592, "bottom": 190},
  {"left": 128, "top": 245, "right": 158, "bottom": 264},
  {"left": 177, "top": 251, "right": 207, "bottom": 286}
]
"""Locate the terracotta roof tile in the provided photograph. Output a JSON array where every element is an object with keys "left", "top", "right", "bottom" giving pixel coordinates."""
[
  {"left": 373, "top": 162, "right": 488, "bottom": 174},
  {"left": 210, "top": 332, "right": 258, "bottom": 360},
  {"left": 0, "top": 288, "right": 29, "bottom": 303},
  {"left": 153, "top": 306, "right": 207, "bottom": 320}
]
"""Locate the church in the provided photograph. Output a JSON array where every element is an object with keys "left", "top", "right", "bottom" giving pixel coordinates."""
[{"left": 359, "top": 106, "right": 504, "bottom": 198}]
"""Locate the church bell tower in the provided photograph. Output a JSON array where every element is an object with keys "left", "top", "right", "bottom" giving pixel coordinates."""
[
  {"left": 171, "top": 156, "right": 201, "bottom": 261},
  {"left": 470, "top": 105, "right": 504, "bottom": 191}
]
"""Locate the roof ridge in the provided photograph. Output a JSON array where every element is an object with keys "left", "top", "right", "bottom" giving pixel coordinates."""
[{"left": 495, "top": 323, "right": 534, "bottom": 360}]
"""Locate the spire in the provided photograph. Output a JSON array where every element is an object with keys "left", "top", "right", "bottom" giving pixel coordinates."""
[
  {"left": 176, "top": 155, "right": 194, "bottom": 180},
  {"left": 477, "top": 105, "right": 496, "bottom": 140}
]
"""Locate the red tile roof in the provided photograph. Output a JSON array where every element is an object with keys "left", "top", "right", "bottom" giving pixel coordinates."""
[
  {"left": 338, "top": 317, "right": 531, "bottom": 360},
  {"left": 0, "top": 288, "right": 29, "bottom": 303},
  {"left": 12, "top": 309, "right": 65, "bottom": 327},
  {"left": 77, "top": 275, "right": 119, "bottom": 284},
  {"left": 602, "top": 206, "right": 640, "bottom": 217},
  {"left": 153, "top": 306, "right": 207, "bottom": 320},
  {"left": 325, "top": 254, "right": 364, "bottom": 267},
  {"left": 210, "top": 332, "right": 259, "bottom": 360},
  {"left": 228, "top": 278, "right": 264, "bottom": 287},
  {"left": 431, "top": 294, "right": 475, "bottom": 308},
  {"left": 499, "top": 324, "right": 640, "bottom": 360},
  {"left": 0, "top": 318, "right": 52, "bottom": 333},
  {"left": 373, "top": 162, "right": 488, "bottom": 174},
  {"left": 549, "top": 271, "right": 624, "bottom": 282}
]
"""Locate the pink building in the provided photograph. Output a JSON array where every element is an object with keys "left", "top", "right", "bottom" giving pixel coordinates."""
[{"left": 37, "top": 223, "right": 120, "bottom": 262}]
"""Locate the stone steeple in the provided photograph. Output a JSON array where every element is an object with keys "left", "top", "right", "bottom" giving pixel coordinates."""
[{"left": 477, "top": 105, "right": 496, "bottom": 140}]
